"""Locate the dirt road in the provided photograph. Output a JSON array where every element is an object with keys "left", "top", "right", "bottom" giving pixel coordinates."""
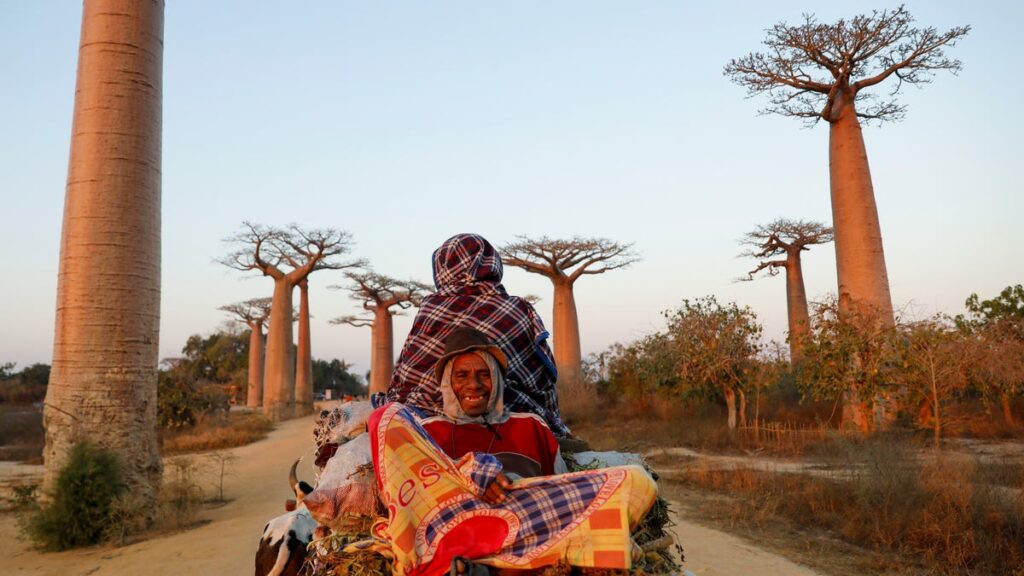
[{"left": 0, "top": 412, "right": 822, "bottom": 576}]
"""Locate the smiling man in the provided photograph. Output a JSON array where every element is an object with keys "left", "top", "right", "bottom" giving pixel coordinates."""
[{"left": 420, "top": 327, "right": 564, "bottom": 490}]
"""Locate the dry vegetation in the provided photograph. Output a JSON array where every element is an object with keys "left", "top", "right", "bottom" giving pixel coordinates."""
[
  {"left": 573, "top": 403, "right": 1024, "bottom": 576},
  {"left": 160, "top": 411, "right": 273, "bottom": 455}
]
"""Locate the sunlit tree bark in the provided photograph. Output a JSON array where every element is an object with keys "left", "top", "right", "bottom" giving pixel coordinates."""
[
  {"left": 43, "top": 0, "right": 164, "bottom": 514},
  {"left": 295, "top": 279, "right": 314, "bottom": 415},
  {"left": 220, "top": 297, "right": 272, "bottom": 408}
]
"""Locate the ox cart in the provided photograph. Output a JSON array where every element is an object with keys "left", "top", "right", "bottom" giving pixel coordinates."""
[{"left": 256, "top": 402, "right": 686, "bottom": 576}]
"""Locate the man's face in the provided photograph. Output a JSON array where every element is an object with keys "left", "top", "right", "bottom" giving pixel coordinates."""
[{"left": 450, "top": 352, "right": 493, "bottom": 416}]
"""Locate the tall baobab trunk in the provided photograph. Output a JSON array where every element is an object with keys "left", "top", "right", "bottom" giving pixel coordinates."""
[
  {"left": 830, "top": 90, "right": 894, "bottom": 432},
  {"left": 828, "top": 90, "right": 895, "bottom": 326},
  {"left": 552, "top": 279, "right": 583, "bottom": 398},
  {"left": 785, "top": 250, "right": 810, "bottom": 361},
  {"left": 43, "top": 0, "right": 164, "bottom": 512},
  {"left": 369, "top": 307, "right": 395, "bottom": 395},
  {"left": 245, "top": 321, "right": 265, "bottom": 408},
  {"left": 294, "top": 280, "right": 314, "bottom": 415},
  {"left": 264, "top": 280, "right": 296, "bottom": 420}
]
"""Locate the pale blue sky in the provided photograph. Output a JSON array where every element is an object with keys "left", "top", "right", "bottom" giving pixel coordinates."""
[{"left": 1, "top": 1, "right": 1020, "bottom": 375}]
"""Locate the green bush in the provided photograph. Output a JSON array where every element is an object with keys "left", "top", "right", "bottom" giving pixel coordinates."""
[{"left": 23, "top": 442, "right": 125, "bottom": 550}]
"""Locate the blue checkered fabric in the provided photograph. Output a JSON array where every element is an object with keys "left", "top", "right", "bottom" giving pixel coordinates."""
[{"left": 387, "top": 234, "right": 568, "bottom": 436}]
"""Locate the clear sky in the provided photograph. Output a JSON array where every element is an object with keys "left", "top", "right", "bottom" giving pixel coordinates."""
[{"left": 1, "top": 1, "right": 1020, "bottom": 377}]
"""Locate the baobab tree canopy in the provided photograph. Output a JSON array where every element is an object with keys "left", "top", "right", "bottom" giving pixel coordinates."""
[
  {"left": 740, "top": 219, "right": 833, "bottom": 280},
  {"left": 219, "top": 297, "right": 273, "bottom": 326},
  {"left": 501, "top": 236, "right": 639, "bottom": 284},
  {"left": 723, "top": 5, "right": 970, "bottom": 124}
]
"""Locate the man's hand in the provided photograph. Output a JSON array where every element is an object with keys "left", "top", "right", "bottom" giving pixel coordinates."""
[{"left": 482, "top": 472, "right": 512, "bottom": 504}]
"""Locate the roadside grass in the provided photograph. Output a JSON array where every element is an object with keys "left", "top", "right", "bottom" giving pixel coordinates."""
[
  {"left": 161, "top": 411, "right": 273, "bottom": 455},
  {"left": 671, "top": 437, "right": 1024, "bottom": 576}
]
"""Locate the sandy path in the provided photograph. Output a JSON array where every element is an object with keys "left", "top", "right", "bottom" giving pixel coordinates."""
[{"left": 0, "top": 414, "right": 823, "bottom": 576}]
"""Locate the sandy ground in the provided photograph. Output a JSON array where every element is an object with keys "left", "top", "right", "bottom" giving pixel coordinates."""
[{"left": 0, "top": 413, "right": 822, "bottom": 576}]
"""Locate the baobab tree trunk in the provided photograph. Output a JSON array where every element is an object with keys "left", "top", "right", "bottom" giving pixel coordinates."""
[
  {"left": 294, "top": 280, "right": 314, "bottom": 415},
  {"left": 43, "top": 0, "right": 164, "bottom": 514},
  {"left": 785, "top": 251, "right": 810, "bottom": 362},
  {"left": 245, "top": 321, "right": 265, "bottom": 408},
  {"left": 552, "top": 279, "right": 584, "bottom": 401},
  {"left": 264, "top": 280, "right": 296, "bottom": 420},
  {"left": 829, "top": 89, "right": 894, "bottom": 431},
  {"left": 737, "top": 388, "right": 747, "bottom": 429},
  {"left": 369, "top": 307, "right": 394, "bottom": 395},
  {"left": 828, "top": 90, "right": 895, "bottom": 326}
]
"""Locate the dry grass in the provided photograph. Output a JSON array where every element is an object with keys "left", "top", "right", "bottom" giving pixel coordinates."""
[
  {"left": 672, "top": 436, "right": 1024, "bottom": 576},
  {"left": 0, "top": 406, "right": 44, "bottom": 462},
  {"left": 161, "top": 411, "right": 273, "bottom": 455}
]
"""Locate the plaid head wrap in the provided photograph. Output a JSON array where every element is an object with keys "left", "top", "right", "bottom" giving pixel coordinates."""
[{"left": 387, "top": 233, "right": 568, "bottom": 437}]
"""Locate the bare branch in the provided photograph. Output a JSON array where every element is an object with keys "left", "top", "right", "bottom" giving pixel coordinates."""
[
  {"left": 219, "top": 222, "right": 365, "bottom": 284},
  {"left": 330, "top": 314, "right": 374, "bottom": 328},
  {"left": 330, "top": 268, "right": 432, "bottom": 314},
  {"left": 219, "top": 297, "right": 273, "bottom": 326},
  {"left": 501, "top": 236, "right": 641, "bottom": 285},
  {"left": 724, "top": 6, "right": 968, "bottom": 124},
  {"left": 738, "top": 218, "right": 833, "bottom": 281}
]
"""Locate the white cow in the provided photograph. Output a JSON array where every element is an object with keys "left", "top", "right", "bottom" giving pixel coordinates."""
[{"left": 255, "top": 461, "right": 316, "bottom": 576}]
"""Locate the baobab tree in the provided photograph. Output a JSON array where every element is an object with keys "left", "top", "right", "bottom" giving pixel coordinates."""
[
  {"left": 221, "top": 223, "right": 363, "bottom": 420},
  {"left": 725, "top": 6, "right": 969, "bottom": 326},
  {"left": 739, "top": 219, "right": 833, "bottom": 361},
  {"left": 294, "top": 278, "right": 316, "bottom": 415},
  {"left": 220, "top": 297, "right": 272, "bottom": 408},
  {"left": 43, "top": 0, "right": 164, "bottom": 514},
  {"left": 501, "top": 236, "right": 639, "bottom": 401},
  {"left": 330, "top": 271, "right": 431, "bottom": 395}
]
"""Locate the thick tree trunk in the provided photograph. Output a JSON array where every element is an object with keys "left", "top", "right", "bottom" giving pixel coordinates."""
[
  {"left": 828, "top": 89, "right": 895, "bottom": 326},
  {"left": 552, "top": 278, "right": 583, "bottom": 401},
  {"left": 842, "top": 391, "right": 872, "bottom": 434},
  {"left": 738, "top": 388, "right": 748, "bottom": 428},
  {"left": 369, "top": 307, "right": 394, "bottom": 395},
  {"left": 785, "top": 251, "right": 810, "bottom": 362},
  {"left": 245, "top": 321, "right": 264, "bottom": 408},
  {"left": 1001, "top": 392, "right": 1016, "bottom": 428},
  {"left": 264, "top": 279, "right": 296, "bottom": 420},
  {"left": 43, "top": 0, "right": 164, "bottom": 513},
  {"left": 723, "top": 385, "right": 737, "bottom": 430},
  {"left": 294, "top": 280, "right": 314, "bottom": 415}
]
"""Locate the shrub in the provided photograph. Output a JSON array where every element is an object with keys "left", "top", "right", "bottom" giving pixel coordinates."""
[{"left": 22, "top": 442, "right": 125, "bottom": 550}]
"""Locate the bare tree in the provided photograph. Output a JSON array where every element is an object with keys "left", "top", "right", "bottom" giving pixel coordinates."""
[
  {"left": 725, "top": 6, "right": 969, "bottom": 326},
  {"left": 501, "top": 236, "right": 639, "bottom": 402},
  {"left": 295, "top": 278, "right": 316, "bottom": 415},
  {"left": 220, "top": 297, "right": 272, "bottom": 408},
  {"left": 44, "top": 0, "right": 164, "bottom": 517},
  {"left": 739, "top": 219, "right": 833, "bottom": 361},
  {"left": 330, "top": 271, "right": 431, "bottom": 395},
  {"left": 221, "top": 223, "right": 364, "bottom": 420}
]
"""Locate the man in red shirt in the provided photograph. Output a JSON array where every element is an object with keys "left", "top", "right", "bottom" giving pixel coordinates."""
[{"left": 417, "top": 327, "right": 566, "bottom": 503}]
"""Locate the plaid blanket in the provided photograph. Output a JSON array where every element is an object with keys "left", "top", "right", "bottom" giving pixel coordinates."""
[
  {"left": 387, "top": 233, "right": 568, "bottom": 436},
  {"left": 365, "top": 403, "right": 657, "bottom": 575}
]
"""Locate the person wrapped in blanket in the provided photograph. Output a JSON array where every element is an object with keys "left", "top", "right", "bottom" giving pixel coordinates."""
[
  {"left": 365, "top": 328, "right": 658, "bottom": 575},
  {"left": 385, "top": 233, "right": 570, "bottom": 438}
]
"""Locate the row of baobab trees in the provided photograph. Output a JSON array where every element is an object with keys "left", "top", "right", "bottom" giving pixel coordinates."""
[
  {"left": 42, "top": 1, "right": 968, "bottom": 524},
  {"left": 215, "top": 223, "right": 641, "bottom": 421}
]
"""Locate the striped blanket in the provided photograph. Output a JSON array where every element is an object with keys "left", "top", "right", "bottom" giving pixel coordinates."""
[{"left": 364, "top": 403, "right": 657, "bottom": 575}]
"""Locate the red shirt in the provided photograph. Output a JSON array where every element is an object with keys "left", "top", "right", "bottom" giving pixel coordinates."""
[{"left": 421, "top": 413, "right": 559, "bottom": 477}]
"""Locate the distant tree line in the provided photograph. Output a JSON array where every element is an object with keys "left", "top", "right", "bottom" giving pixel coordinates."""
[
  {"left": 0, "top": 362, "right": 51, "bottom": 404},
  {"left": 592, "top": 285, "right": 1024, "bottom": 442},
  {"left": 155, "top": 328, "right": 365, "bottom": 429}
]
